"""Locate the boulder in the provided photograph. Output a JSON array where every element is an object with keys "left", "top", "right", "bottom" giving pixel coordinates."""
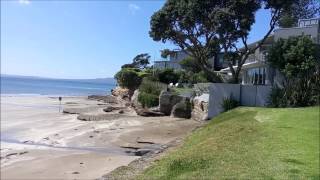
[
  {"left": 171, "top": 98, "right": 191, "bottom": 119},
  {"left": 191, "top": 94, "right": 209, "bottom": 121},
  {"left": 88, "top": 95, "right": 118, "bottom": 104},
  {"left": 135, "top": 108, "right": 165, "bottom": 117},
  {"left": 111, "top": 86, "right": 134, "bottom": 101},
  {"left": 159, "top": 91, "right": 183, "bottom": 115},
  {"left": 103, "top": 106, "right": 125, "bottom": 112},
  {"left": 130, "top": 90, "right": 141, "bottom": 108}
]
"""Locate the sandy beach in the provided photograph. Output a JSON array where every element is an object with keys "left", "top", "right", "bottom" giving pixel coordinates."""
[{"left": 0, "top": 96, "right": 200, "bottom": 179}]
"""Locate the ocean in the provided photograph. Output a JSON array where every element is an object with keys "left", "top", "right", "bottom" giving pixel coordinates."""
[{"left": 0, "top": 75, "right": 116, "bottom": 96}]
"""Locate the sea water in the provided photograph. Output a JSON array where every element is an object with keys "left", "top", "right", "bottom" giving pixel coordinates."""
[{"left": 1, "top": 75, "right": 116, "bottom": 96}]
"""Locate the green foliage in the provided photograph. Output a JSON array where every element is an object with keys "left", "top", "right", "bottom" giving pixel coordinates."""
[
  {"left": 268, "top": 76, "right": 320, "bottom": 107},
  {"left": 267, "top": 36, "right": 319, "bottom": 107},
  {"left": 179, "top": 57, "right": 202, "bottom": 73},
  {"left": 161, "top": 49, "right": 176, "bottom": 59},
  {"left": 221, "top": 95, "right": 239, "bottom": 112},
  {"left": 278, "top": 0, "right": 320, "bottom": 28},
  {"left": 114, "top": 68, "right": 142, "bottom": 90},
  {"left": 139, "top": 79, "right": 167, "bottom": 96},
  {"left": 268, "top": 36, "right": 318, "bottom": 78},
  {"left": 138, "top": 79, "right": 167, "bottom": 108},
  {"left": 149, "top": 0, "right": 293, "bottom": 83},
  {"left": 138, "top": 92, "right": 159, "bottom": 108},
  {"left": 157, "top": 68, "right": 180, "bottom": 84},
  {"left": 121, "top": 53, "right": 150, "bottom": 69}
]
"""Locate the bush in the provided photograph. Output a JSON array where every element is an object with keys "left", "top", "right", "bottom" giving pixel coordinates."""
[
  {"left": 267, "top": 36, "right": 320, "bottom": 107},
  {"left": 221, "top": 95, "right": 239, "bottom": 112},
  {"left": 139, "top": 79, "right": 167, "bottom": 95},
  {"left": 268, "top": 75, "right": 319, "bottom": 107},
  {"left": 138, "top": 92, "right": 159, "bottom": 108},
  {"left": 158, "top": 68, "right": 180, "bottom": 84},
  {"left": 114, "top": 68, "right": 142, "bottom": 90}
]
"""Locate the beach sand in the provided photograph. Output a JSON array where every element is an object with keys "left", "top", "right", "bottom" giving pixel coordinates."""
[{"left": 0, "top": 96, "right": 200, "bottom": 179}]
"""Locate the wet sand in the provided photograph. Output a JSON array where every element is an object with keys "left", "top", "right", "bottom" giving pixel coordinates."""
[{"left": 1, "top": 96, "right": 200, "bottom": 179}]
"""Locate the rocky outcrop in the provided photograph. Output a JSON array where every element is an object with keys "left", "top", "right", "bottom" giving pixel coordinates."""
[
  {"left": 111, "top": 87, "right": 134, "bottom": 101},
  {"left": 103, "top": 106, "right": 125, "bottom": 112},
  {"left": 191, "top": 94, "right": 209, "bottom": 121},
  {"left": 130, "top": 90, "right": 141, "bottom": 108},
  {"left": 88, "top": 95, "right": 118, "bottom": 104},
  {"left": 135, "top": 108, "right": 165, "bottom": 117},
  {"left": 171, "top": 98, "right": 191, "bottom": 118},
  {"left": 159, "top": 91, "right": 183, "bottom": 116}
]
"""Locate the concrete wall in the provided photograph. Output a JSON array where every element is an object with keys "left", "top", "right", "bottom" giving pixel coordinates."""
[
  {"left": 208, "top": 83, "right": 241, "bottom": 118},
  {"left": 208, "top": 83, "right": 272, "bottom": 119}
]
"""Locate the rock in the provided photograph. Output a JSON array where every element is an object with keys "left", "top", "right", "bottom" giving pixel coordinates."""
[
  {"left": 72, "top": 171, "right": 80, "bottom": 174},
  {"left": 130, "top": 90, "right": 141, "bottom": 108},
  {"left": 159, "top": 91, "right": 183, "bottom": 115},
  {"left": 171, "top": 98, "right": 191, "bottom": 118},
  {"left": 118, "top": 110, "right": 124, "bottom": 114},
  {"left": 111, "top": 87, "right": 134, "bottom": 101},
  {"left": 191, "top": 94, "right": 209, "bottom": 121},
  {"left": 135, "top": 149, "right": 152, "bottom": 156},
  {"left": 88, "top": 95, "right": 118, "bottom": 104},
  {"left": 135, "top": 108, "right": 165, "bottom": 117},
  {"left": 77, "top": 113, "right": 127, "bottom": 121},
  {"left": 103, "top": 106, "right": 125, "bottom": 112}
]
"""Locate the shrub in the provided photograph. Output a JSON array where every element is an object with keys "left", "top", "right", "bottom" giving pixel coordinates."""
[
  {"left": 268, "top": 75, "right": 319, "bottom": 107},
  {"left": 268, "top": 87, "right": 286, "bottom": 107},
  {"left": 139, "top": 79, "right": 167, "bottom": 95},
  {"left": 267, "top": 36, "right": 320, "bottom": 107},
  {"left": 158, "top": 68, "right": 180, "bottom": 84},
  {"left": 138, "top": 92, "right": 159, "bottom": 108},
  {"left": 221, "top": 95, "right": 239, "bottom": 112},
  {"left": 114, "top": 68, "right": 142, "bottom": 90}
]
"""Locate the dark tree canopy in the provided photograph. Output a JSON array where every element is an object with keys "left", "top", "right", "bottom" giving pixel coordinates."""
[
  {"left": 121, "top": 53, "right": 150, "bottom": 69},
  {"left": 267, "top": 36, "right": 319, "bottom": 78},
  {"left": 160, "top": 49, "right": 176, "bottom": 59},
  {"left": 150, "top": 0, "right": 294, "bottom": 83},
  {"left": 279, "top": 0, "right": 320, "bottom": 28}
]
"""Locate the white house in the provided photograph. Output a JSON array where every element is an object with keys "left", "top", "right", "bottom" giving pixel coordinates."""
[{"left": 220, "top": 18, "right": 320, "bottom": 86}]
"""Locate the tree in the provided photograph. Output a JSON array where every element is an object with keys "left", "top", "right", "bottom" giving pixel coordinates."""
[
  {"left": 267, "top": 36, "right": 319, "bottom": 107},
  {"left": 179, "top": 57, "right": 202, "bottom": 73},
  {"left": 121, "top": 53, "right": 150, "bottom": 69},
  {"left": 279, "top": 0, "right": 320, "bottom": 28},
  {"left": 149, "top": 0, "right": 293, "bottom": 83},
  {"left": 114, "top": 68, "right": 142, "bottom": 90},
  {"left": 268, "top": 36, "right": 319, "bottom": 78},
  {"left": 160, "top": 49, "right": 176, "bottom": 59},
  {"left": 132, "top": 53, "right": 150, "bottom": 69}
]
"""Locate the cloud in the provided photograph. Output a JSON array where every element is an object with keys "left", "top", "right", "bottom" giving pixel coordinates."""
[
  {"left": 128, "top": 3, "right": 140, "bottom": 14},
  {"left": 18, "top": 0, "right": 30, "bottom": 5}
]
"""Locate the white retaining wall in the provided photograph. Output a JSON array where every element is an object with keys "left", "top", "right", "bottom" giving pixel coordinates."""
[{"left": 208, "top": 83, "right": 272, "bottom": 119}]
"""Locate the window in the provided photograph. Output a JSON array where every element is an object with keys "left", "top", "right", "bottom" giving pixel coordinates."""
[{"left": 245, "top": 67, "right": 266, "bottom": 85}]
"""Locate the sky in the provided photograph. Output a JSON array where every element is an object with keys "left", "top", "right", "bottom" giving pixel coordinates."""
[{"left": 1, "top": 0, "right": 271, "bottom": 79}]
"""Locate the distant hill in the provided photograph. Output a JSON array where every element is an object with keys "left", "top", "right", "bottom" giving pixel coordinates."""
[{"left": 1, "top": 74, "right": 116, "bottom": 85}]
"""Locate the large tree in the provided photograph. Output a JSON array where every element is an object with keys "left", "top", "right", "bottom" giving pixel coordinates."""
[
  {"left": 121, "top": 53, "right": 150, "bottom": 69},
  {"left": 150, "top": 0, "right": 293, "bottom": 83},
  {"left": 279, "top": 0, "right": 320, "bottom": 28}
]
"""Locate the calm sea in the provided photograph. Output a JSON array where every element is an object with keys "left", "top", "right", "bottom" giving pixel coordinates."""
[{"left": 0, "top": 75, "right": 116, "bottom": 96}]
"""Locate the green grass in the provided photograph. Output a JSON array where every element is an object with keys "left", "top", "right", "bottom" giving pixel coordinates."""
[
  {"left": 139, "top": 107, "right": 320, "bottom": 179},
  {"left": 172, "top": 87, "right": 193, "bottom": 95}
]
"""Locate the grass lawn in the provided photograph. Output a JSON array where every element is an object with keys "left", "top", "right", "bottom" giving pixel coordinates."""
[{"left": 139, "top": 107, "right": 320, "bottom": 179}]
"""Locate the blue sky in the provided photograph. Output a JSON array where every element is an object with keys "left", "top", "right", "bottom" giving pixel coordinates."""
[{"left": 1, "top": 0, "right": 271, "bottom": 79}]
